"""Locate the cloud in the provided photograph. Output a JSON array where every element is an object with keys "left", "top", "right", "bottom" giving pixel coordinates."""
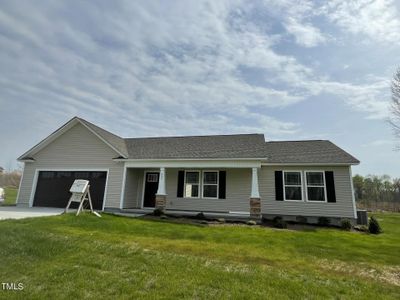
[
  {"left": 0, "top": 0, "right": 307, "bottom": 139},
  {"left": 321, "top": 0, "right": 400, "bottom": 44},
  {"left": 0, "top": 0, "right": 397, "bottom": 173},
  {"left": 284, "top": 17, "right": 326, "bottom": 47}
]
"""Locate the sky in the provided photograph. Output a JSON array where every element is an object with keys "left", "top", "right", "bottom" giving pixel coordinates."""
[{"left": 0, "top": 0, "right": 399, "bottom": 176}]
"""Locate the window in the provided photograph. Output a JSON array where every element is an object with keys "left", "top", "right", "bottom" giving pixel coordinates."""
[
  {"left": 306, "top": 171, "right": 326, "bottom": 202},
  {"left": 57, "top": 172, "right": 72, "bottom": 178},
  {"left": 283, "top": 171, "right": 303, "bottom": 201},
  {"left": 202, "top": 171, "right": 218, "bottom": 198},
  {"left": 41, "top": 171, "right": 55, "bottom": 179},
  {"left": 185, "top": 171, "right": 200, "bottom": 198},
  {"left": 147, "top": 173, "right": 158, "bottom": 182}
]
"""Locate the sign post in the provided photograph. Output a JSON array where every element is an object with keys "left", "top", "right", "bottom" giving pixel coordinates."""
[{"left": 65, "top": 179, "right": 101, "bottom": 217}]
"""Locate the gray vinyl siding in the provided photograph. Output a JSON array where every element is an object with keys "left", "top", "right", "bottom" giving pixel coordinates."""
[
  {"left": 164, "top": 168, "right": 251, "bottom": 212},
  {"left": 17, "top": 123, "right": 124, "bottom": 208},
  {"left": 122, "top": 168, "right": 143, "bottom": 208},
  {"left": 259, "top": 166, "right": 356, "bottom": 219}
]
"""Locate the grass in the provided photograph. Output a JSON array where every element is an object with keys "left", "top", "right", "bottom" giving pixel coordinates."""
[
  {"left": 1, "top": 186, "right": 17, "bottom": 205},
  {"left": 0, "top": 213, "right": 399, "bottom": 299}
]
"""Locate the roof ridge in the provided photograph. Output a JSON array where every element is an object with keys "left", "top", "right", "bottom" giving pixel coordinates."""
[
  {"left": 266, "top": 139, "right": 327, "bottom": 143},
  {"left": 76, "top": 117, "right": 124, "bottom": 139},
  {"left": 124, "top": 133, "right": 265, "bottom": 140},
  {"left": 76, "top": 117, "right": 128, "bottom": 157}
]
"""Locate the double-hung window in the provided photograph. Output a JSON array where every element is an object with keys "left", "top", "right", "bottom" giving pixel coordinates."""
[
  {"left": 185, "top": 171, "right": 200, "bottom": 198},
  {"left": 283, "top": 171, "right": 303, "bottom": 201},
  {"left": 202, "top": 171, "right": 218, "bottom": 198},
  {"left": 306, "top": 171, "right": 326, "bottom": 202}
]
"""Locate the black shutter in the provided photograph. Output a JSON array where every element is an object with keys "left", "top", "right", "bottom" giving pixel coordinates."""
[
  {"left": 325, "top": 171, "right": 336, "bottom": 203},
  {"left": 275, "top": 171, "right": 283, "bottom": 201},
  {"left": 219, "top": 171, "right": 226, "bottom": 199},
  {"left": 177, "top": 171, "right": 184, "bottom": 198}
]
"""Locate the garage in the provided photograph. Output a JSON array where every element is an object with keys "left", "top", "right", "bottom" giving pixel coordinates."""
[{"left": 33, "top": 171, "right": 107, "bottom": 210}]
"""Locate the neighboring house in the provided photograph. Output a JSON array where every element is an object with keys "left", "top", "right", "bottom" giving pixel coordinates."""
[
  {"left": 0, "top": 166, "right": 4, "bottom": 174},
  {"left": 16, "top": 117, "right": 360, "bottom": 224}
]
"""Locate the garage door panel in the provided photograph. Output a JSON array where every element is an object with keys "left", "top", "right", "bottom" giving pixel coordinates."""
[{"left": 33, "top": 171, "right": 106, "bottom": 210}]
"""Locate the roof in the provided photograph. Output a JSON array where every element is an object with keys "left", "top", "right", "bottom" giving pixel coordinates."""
[
  {"left": 263, "top": 140, "right": 360, "bottom": 164},
  {"left": 18, "top": 117, "right": 360, "bottom": 164},
  {"left": 77, "top": 118, "right": 128, "bottom": 157},
  {"left": 18, "top": 117, "right": 129, "bottom": 160},
  {"left": 125, "top": 134, "right": 266, "bottom": 159}
]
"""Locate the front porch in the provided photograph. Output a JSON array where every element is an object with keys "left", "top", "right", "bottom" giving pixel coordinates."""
[{"left": 119, "top": 162, "right": 262, "bottom": 218}]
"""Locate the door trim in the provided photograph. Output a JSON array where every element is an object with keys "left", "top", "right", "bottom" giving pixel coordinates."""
[
  {"left": 29, "top": 168, "right": 109, "bottom": 211},
  {"left": 141, "top": 170, "right": 160, "bottom": 209}
]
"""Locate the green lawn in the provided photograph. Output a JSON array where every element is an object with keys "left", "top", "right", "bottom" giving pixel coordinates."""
[
  {"left": 0, "top": 213, "right": 399, "bottom": 299},
  {"left": 1, "top": 186, "right": 17, "bottom": 205}
]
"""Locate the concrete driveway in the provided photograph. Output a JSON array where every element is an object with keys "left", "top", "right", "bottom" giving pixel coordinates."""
[{"left": 0, "top": 206, "right": 64, "bottom": 220}]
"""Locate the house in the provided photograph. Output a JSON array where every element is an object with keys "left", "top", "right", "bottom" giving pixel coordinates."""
[
  {"left": 16, "top": 117, "right": 360, "bottom": 224},
  {"left": 0, "top": 166, "right": 4, "bottom": 174}
]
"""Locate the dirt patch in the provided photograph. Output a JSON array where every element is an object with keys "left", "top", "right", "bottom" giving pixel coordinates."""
[{"left": 318, "top": 258, "right": 400, "bottom": 286}]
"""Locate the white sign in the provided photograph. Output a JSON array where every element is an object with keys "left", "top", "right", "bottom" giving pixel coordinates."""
[{"left": 69, "top": 179, "right": 89, "bottom": 194}]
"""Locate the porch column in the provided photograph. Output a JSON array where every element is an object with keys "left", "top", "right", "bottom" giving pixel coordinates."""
[
  {"left": 155, "top": 167, "right": 167, "bottom": 211},
  {"left": 250, "top": 167, "right": 261, "bottom": 219}
]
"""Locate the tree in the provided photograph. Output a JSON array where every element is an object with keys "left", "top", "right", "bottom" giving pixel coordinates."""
[
  {"left": 353, "top": 174, "right": 364, "bottom": 200},
  {"left": 391, "top": 68, "right": 400, "bottom": 143}
]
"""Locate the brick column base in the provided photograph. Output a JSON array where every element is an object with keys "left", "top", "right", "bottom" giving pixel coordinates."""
[
  {"left": 250, "top": 198, "right": 261, "bottom": 219},
  {"left": 155, "top": 194, "right": 166, "bottom": 211}
]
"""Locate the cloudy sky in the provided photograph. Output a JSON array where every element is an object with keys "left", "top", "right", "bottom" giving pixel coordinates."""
[{"left": 0, "top": 0, "right": 399, "bottom": 176}]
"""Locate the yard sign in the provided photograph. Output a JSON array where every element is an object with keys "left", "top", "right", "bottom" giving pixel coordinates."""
[{"left": 65, "top": 179, "right": 101, "bottom": 217}]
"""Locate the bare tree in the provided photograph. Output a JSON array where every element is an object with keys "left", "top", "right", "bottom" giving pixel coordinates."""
[{"left": 391, "top": 68, "right": 400, "bottom": 142}]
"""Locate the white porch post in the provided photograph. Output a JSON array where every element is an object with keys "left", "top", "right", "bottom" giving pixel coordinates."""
[
  {"left": 155, "top": 167, "right": 167, "bottom": 211},
  {"left": 156, "top": 167, "right": 167, "bottom": 195},
  {"left": 250, "top": 167, "right": 261, "bottom": 219},
  {"left": 251, "top": 167, "right": 260, "bottom": 198}
]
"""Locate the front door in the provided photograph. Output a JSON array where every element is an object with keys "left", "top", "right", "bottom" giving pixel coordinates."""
[{"left": 143, "top": 172, "right": 159, "bottom": 208}]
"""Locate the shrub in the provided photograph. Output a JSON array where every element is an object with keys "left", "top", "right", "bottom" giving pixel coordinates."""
[
  {"left": 340, "top": 219, "right": 352, "bottom": 231},
  {"left": 246, "top": 220, "right": 257, "bottom": 226},
  {"left": 160, "top": 215, "right": 168, "bottom": 220},
  {"left": 153, "top": 208, "right": 164, "bottom": 216},
  {"left": 295, "top": 216, "right": 307, "bottom": 224},
  {"left": 318, "top": 217, "right": 331, "bottom": 226},
  {"left": 272, "top": 216, "right": 287, "bottom": 229},
  {"left": 195, "top": 212, "right": 206, "bottom": 220},
  {"left": 368, "top": 216, "right": 382, "bottom": 234}
]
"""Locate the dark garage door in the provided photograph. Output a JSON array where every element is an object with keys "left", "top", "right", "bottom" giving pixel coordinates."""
[{"left": 33, "top": 171, "right": 107, "bottom": 210}]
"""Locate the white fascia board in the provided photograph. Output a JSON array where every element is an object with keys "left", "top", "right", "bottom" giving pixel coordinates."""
[
  {"left": 78, "top": 121, "right": 127, "bottom": 158},
  {"left": 262, "top": 162, "right": 359, "bottom": 166},
  {"left": 18, "top": 118, "right": 80, "bottom": 160},
  {"left": 123, "top": 159, "right": 262, "bottom": 168},
  {"left": 18, "top": 117, "right": 127, "bottom": 160}
]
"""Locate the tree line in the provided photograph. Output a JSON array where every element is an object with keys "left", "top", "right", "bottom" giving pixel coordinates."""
[
  {"left": 0, "top": 170, "right": 21, "bottom": 188},
  {"left": 353, "top": 174, "right": 400, "bottom": 212}
]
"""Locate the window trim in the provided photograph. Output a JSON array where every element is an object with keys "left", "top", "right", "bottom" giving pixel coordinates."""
[
  {"left": 305, "top": 170, "right": 328, "bottom": 203},
  {"left": 282, "top": 170, "right": 304, "bottom": 202},
  {"left": 184, "top": 170, "right": 201, "bottom": 199},
  {"left": 201, "top": 170, "right": 219, "bottom": 199}
]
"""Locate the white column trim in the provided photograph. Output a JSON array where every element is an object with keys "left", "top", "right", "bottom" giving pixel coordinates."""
[
  {"left": 156, "top": 167, "right": 167, "bottom": 196},
  {"left": 250, "top": 167, "right": 260, "bottom": 198}
]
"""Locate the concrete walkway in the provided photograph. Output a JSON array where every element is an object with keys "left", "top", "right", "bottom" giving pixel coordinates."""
[{"left": 0, "top": 206, "right": 64, "bottom": 220}]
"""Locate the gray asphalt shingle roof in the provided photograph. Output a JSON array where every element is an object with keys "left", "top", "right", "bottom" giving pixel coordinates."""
[
  {"left": 80, "top": 118, "right": 359, "bottom": 164},
  {"left": 78, "top": 118, "right": 128, "bottom": 157},
  {"left": 124, "top": 134, "right": 266, "bottom": 159},
  {"left": 264, "top": 140, "right": 359, "bottom": 164}
]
